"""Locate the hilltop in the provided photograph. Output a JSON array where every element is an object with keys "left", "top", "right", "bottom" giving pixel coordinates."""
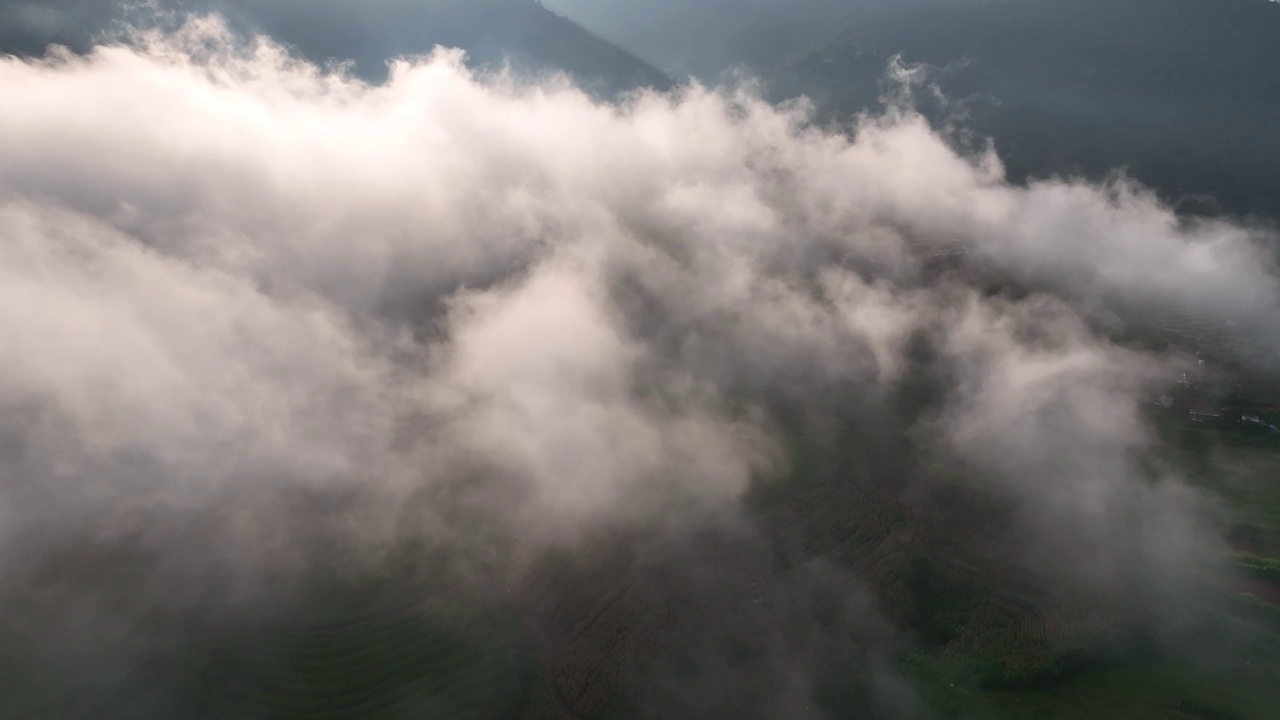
[
  {"left": 549, "top": 0, "right": 1280, "bottom": 220},
  {"left": 0, "top": 0, "right": 671, "bottom": 94}
]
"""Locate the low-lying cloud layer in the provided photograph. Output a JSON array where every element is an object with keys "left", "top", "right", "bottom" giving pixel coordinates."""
[{"left": 0, "top": 15, "right": 1277, "bottom": 716}]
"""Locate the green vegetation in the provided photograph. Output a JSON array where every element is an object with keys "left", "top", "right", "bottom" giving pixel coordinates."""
[
  {"left": 1233, "top": 554, "right": 1280, "bottom": 585},
  {"left": 774, "top": 0, "right": 1280, "bottom": 220},
  {"left": 156, "top": 304, "right": 1280, "bottom": 720},
  {"left": 883, "top": 308, "right": 1280, "bottom": 719},
  {"left": 195, "top": 605, "right": 538, "bottom": 719}
]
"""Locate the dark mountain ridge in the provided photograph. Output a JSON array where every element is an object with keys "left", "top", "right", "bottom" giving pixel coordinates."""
[
  {"left": 0, "top": 0, "right": 671, "bottom": 94},
  {"left": 777, "top": 0, "right": 1280, "bottom": 220},
  {"left": 550, "top": 0, "right": 1280, "bottom": 220}
]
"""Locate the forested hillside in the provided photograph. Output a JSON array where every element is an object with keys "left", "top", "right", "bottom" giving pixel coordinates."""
[
  {"left": 777, "top": 0, "right": 1280, "bottom": 219},
  {"left": 0, "top": 0, "right": 670, "bottom": 93},
  {"left": 549, "top": 0, "right": 1280, "bottom": 219}
]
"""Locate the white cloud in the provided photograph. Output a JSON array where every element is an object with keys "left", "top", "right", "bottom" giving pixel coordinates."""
[{"left": 0, "top": 15, "right": 1272, "bottom": 623}]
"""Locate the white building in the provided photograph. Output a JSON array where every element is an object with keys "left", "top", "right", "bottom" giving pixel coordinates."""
[{"left": 1190, "top": 405, "right": 1221, "bottom": 422}]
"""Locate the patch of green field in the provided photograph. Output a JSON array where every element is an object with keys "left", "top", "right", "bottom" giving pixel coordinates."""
[
  {"left": 185, "top": 313, "right": 1280, "bottom": 720},
  {"left": 891, "top": 306, "right": 1280, "bottom": 720},
  {"left": 1145, "top": 406, "right": 1280, "bottom": 545},
  {"left": 907, "top": 632, "right": 1280, "bottom": 720},
  {"left": 981, "top": 658, "right": 1276, "bottom": 720},
  {"left": 196, "top": 604, "right": 537, "bottom": 720}
]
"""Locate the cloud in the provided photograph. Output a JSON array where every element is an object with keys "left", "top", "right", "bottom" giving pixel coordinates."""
[{"left": 0, "top": 15, "right": 1275, "bottom": 715}]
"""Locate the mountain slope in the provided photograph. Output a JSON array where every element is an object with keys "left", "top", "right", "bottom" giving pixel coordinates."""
[
  {"left": 549, "top": 0, "right": 1280, "bottom": 219},
  {"left": 0, "top": 0, "right": 671, "bottom": 94},
  {"left": 777, "top": 0, "right": 1280, "bottom": 219}
]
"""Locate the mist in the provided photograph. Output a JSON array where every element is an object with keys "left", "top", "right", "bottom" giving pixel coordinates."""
[
  {"left": 0, "top": 0, "right": 670, "bottom": 91},
  {"left": 0, "top": 13, "right": 1277, "bottom": 717}
]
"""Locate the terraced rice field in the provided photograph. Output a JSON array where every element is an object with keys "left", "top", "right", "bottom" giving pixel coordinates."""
[
  {"left": 194, "top": 605, "right": 537, "bottom": 719},
  {"left": 880, "top": 306, "right": 1280, "bottom": 719},
  {"left": 147, "top": 307, "right": 1280, "bottom": 720},
  {"left": 931, "top": 310, "right": 1280, "bottom": 720}
]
